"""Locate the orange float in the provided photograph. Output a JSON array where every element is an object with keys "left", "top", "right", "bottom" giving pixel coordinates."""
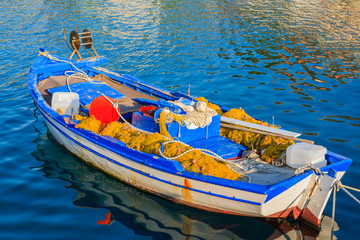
[{"left": 89, "top": 95, "right": 120, "bottom": 124}]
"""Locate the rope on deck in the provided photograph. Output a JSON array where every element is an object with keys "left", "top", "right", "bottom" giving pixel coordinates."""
[
  {"left": 39, "top": 51, "right": 103, "bottom": 109},
  {"left": 294, "top": 163, "right": 324, "bottom": 176},
  {"left": 102, "top": 94, "right": 249, "bottom": 177}
]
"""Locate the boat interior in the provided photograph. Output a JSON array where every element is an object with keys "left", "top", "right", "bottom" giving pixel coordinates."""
[
  {"left": 38, "top": 74, "right": 159, "bottom": 115},
  {"left": 37, "top": 71, "right": 301, "bottom": 184},
  {"left": 38, "top": 73, "right": 246, "bottom": 158}
]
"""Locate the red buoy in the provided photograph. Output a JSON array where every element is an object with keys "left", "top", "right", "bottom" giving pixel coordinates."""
[{"left": 89, "top": 95, "right": 120, "bottom": 124}]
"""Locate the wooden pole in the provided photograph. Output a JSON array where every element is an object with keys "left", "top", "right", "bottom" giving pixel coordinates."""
[
  {"left": 220, "top": 123, "right": 314, "bottom": 144},
  {"left": 221, "top": 116, "right": 301, "bottom": 138}
]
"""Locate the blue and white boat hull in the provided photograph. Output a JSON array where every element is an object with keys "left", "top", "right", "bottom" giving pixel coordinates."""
[{"left": 29, "top": 51, "right": 352, "bottom": 229}]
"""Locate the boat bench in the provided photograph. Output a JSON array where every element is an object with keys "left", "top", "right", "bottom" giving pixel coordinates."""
[
  {"left": 187, "top": 136, "right": 247, "bottom": 160},
  {"left": 48, "top": 81, "right": 126, "bottom": 106},
  {"left": 132, "top": 111, "right": 221, "bottom": 143}
]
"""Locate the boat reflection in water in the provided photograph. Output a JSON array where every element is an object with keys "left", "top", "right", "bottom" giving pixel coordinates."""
[{"left": 31, "top": 132, "right": 339, "bottom": 239}]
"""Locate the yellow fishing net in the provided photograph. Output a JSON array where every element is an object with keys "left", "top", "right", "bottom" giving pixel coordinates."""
[
  {"left": 73, "top": 94, "right": 294, "bottom": 177},
  {"left": 195, "top": 97, "right": 223, "bottom": 115},
  {"left": 75, "top": 115, "right": 103, "bottom": 133},
  {"left": 158, "top": 110, "right": 172, "bottom": 139},
  {"left": 196, "top": 97, "right": 295, "bottom": 163},
  {"left": 75, "top": 116, "right": 241, "bottom": 180}
]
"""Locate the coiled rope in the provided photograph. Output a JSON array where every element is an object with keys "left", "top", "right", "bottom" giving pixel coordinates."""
[
  {"left": 154, "top": 108, "right": 188, "bottom": 127},
  {"left": 294, "top": 163, "right": 324, "bottom": 176},
  {"left": 172, "top": 100, "right": 218, "bottom": 128}
]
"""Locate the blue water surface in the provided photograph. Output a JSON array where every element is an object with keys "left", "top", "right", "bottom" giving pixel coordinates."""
[{"left": 0, "top": 0, "right": 359, "bottom": 239}]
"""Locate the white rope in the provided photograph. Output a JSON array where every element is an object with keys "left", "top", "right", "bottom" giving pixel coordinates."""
[
  {"left": 171, "top": 100, "right": 218, "bottom": 128},
  {"left": 338, "top": 182, "right": 360, "bottom": 204},
  {"left": 40, "top": 51, "right": 104, "bottom": 109},
  {"left": 40, "top": 51, "right": 88, "bottom": 77},
  {"left": 101, "top": 93, "right": 155, "bottom": 136},
  {"left": 295, "top": 164, "right": 360, "bottom": 204},
  {"left": 331, "top": 181, "right": 360, "bottom": 239},
  {"left": 186, "top": 110, "right": 215, "bottom": 128},
  {"left": 295, "top": 163, "right": 324, "bottom": 176},
  {"left": 158, "top": 140, "right": 223, "bottom": 160},
  {"left": 331, "top": 182, "right": 337, "bottom": 239},
  {"left": 158, "top": 139, "right": 248, "bottom": 175}
]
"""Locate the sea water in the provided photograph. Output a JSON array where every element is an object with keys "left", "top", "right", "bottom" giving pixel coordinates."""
[{"left": 0, "top": 0, "right": 359, "bottom": 239}]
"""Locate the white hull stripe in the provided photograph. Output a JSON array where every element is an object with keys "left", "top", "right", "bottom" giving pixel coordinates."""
[{"left": 39, "top": 106, "right": 262, "bottom": 206}]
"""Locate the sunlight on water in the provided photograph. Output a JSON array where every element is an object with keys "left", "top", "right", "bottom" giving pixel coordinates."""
[{"left": 0, "top": 0, "right": 359, "bottom": 239}]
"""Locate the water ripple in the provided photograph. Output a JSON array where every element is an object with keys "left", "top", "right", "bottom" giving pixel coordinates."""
[{"left": 0, "top": 0, "right": 359, "bottom": 239}]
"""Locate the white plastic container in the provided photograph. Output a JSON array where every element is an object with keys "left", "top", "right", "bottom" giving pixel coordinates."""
[
  {"left": 286, "top": 142, "right": 327, "bottom": 169},
  {"left": 51, "top": 92, "right": 79, "bottom": 115}
]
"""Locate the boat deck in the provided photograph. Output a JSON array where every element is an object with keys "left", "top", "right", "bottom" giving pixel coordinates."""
[{"left": 38, "top": 74, "right": 159, "bottom": 114}]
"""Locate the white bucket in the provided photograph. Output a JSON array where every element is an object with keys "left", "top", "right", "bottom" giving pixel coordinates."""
[
  {"left": 51, "top": 92, "right": 79, "bottom": 115},
  {"left": 286, "top": 142, "right": 327, "bottom": 169}
]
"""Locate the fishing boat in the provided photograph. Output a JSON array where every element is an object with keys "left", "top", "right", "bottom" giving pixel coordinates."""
[{"left": 28, "top": 28, "right": 352, "bottom": 229}]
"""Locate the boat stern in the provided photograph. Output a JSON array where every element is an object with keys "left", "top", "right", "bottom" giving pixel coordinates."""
[{"left": 299, "top": 156, "right": 352, "bottom": 228}]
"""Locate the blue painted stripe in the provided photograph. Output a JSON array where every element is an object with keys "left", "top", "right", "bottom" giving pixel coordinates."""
[{"left": 39, "top": 107, "right": 262, "bottom": 206}]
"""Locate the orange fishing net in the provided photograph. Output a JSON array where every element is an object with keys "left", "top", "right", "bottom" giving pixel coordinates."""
[{"left": 75, "top": 116, "right": 242, "bottom": 180}]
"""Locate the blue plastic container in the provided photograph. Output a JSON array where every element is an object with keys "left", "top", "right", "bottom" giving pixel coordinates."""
[{"left": 132, "top": 111, "right": 220, "bottom": 143}]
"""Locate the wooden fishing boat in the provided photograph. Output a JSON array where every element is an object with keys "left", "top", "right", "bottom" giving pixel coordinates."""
[{"left": 28, "top": 30, "right": 352, "bottom": 229}]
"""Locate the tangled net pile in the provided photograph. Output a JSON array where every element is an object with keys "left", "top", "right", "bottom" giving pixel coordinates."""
[
  {"left": 194, "top": 97, "right": 295, "bottom": 163},
  {"left": 75, "top": 115, "right": 242, "bottom": 180},
  {"left": 219, "top": 108, "right": 294, "bottom": 163}
]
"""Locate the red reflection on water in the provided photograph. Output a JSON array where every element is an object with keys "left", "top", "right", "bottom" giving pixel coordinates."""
[{"left": 97, "top": 211, "right": 113, "bottom": 225}]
